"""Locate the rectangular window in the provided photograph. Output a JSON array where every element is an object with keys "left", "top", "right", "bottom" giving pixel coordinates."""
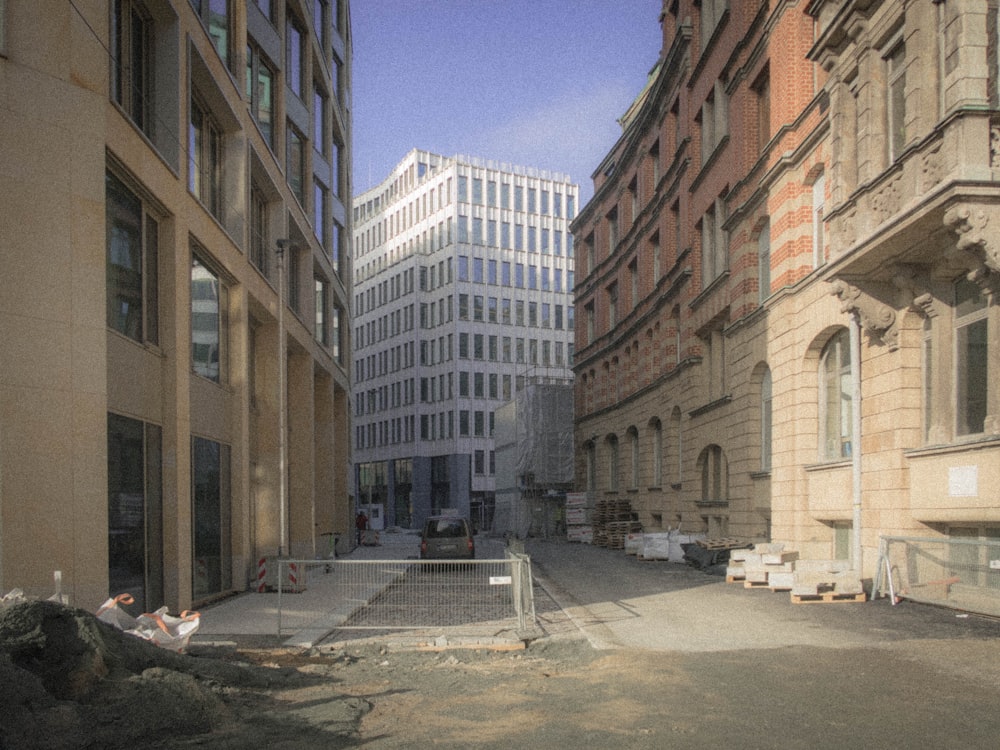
[
  {"left": 515, "top": 186, "right": 523, "bottom": 211},
  {"left": 286, "top": 12, "right": 305, "bottom": 98},
  {"left": 313, "top": 0, "right": 328, "bottom": 49},
  {"left": 286, "top": 123, "right": 305, "bottom": 205},
  {"left": 315, "top": 276, "right": 328, "bottom": 345},
  {"left": 250, "top": 182, "right": 269, "bottom": 277},
  {"left": 189, "top": 94, "right": 223, "bottom": 217},
  {"left": 472, "top": 217, "right": 483, "bottom": 244},
  {"left": 472, "top": 178, "right": 483, "bottom": 204},
  {"left": 528, "top": 188, "right": 537, "bottom": 213},
  {"left": 313, "top": 82, "right": 327, "bottom": 153},
  {"left": 112, "top": 0, "right": 152, "bottom": 134},
  {"left": 191, "top": 436, "right": 231, "bottom": 598},
  {"left": 106, "top": 171, "right": 158, "bottom": 344},
  {"left": 314, "top": 181, "right": 327, "bottom": 242},
  {"left": 955, "top": 278, "right": 988, "bottom": 436},
  {"left": 191, "top": 252, "right": 227, "bottom": 383},
  {"left": 246, "top": 44, "right": 275, "bottom": 146},
  {"left": 192, "top": 0, "right": 232, "bottom": 69},
  {"left": 108, "top": 413, "right": 164, "bottom": 611},
  {"left": 458, "top": 175, "right": 468, "bottom": 202},
  {"left": 886, "top": 36, "right": 906, "bottom": 161}
]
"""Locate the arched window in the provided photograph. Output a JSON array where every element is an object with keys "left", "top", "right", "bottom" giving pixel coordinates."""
[
  {"left": 761, "top": 367, "right": 772, "bottom": 471},
  {"left": 820, "top": 329, "right": 852, "bottom": 459},
  {"left": 627, "top": 426, "right": 639, "bottom": 489},
  {"left": 649, "top": 418, "right": 663, "bottom": 487},
  {"left": 670, "top": 406, "right": 683, "bottom": 484},
  {"left": 698, "top": 444, "right": 727, "bottom": 503},
  {"left": 585, "top": 440, "right": 596, "bottom": 492},
  {"left": 606, "top": 434, "right": 619, "bottom": 492}
]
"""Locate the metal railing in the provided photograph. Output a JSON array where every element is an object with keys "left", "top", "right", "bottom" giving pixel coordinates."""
[
  {"left": 274, "top": 553, "right": 536, "bottom": 639},
  {"left": 875, "top": 536, "right": 1000, "bottom": 617}
]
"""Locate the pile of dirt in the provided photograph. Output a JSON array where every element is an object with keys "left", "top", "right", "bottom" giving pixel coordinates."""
[{"left": 0, "top": 600, "right": 370, "bottom": 749}]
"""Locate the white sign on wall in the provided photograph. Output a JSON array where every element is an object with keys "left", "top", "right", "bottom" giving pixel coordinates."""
[{"left": 948, "top": 466, "right": 978, "bottom": 497}]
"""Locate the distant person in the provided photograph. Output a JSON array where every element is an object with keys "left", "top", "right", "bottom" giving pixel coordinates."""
[{"left": 355, "top": 511, "right": 368, "bottom": 545}]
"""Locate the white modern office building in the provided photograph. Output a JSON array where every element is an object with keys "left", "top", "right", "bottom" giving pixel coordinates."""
[{"left": 352, "top": 150, "right": 578, "bottom": 530}]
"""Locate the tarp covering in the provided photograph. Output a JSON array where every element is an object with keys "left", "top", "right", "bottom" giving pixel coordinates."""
[{"left": 493, "top": 383, "right": 574, "bottom": 538}]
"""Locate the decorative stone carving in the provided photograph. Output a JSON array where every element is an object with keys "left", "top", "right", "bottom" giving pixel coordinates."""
[
  {"left": 891, "top": 264, "right": 937, "bottom": 318},
  {"left": 943, "top": 204, "right": 1000, "bottom": 291},
  {"left": 919, "top": 140, "right": 944, "bottom": 193},
  {"left": 830, "top": 279, "right": 899, "bottom": 349},
  {"left": 870, "top": 172, "right": 902, "bottom": 226}
]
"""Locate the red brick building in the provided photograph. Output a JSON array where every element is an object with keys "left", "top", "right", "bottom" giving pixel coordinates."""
[{"left": 573, "top": 0, "right": 1000, "bottom": 586}]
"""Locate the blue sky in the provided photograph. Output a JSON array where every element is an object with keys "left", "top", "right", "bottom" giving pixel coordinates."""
[{"left": 350, "top": 1, "right": 663, "bottom": 202}]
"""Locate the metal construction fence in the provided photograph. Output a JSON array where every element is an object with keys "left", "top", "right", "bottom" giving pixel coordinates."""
[
  {"left": 274, "top": 553, "right": 536, "bottom": 638},
  {"left": 875, "top": 536, "right": 1000, "bottom": 617}
]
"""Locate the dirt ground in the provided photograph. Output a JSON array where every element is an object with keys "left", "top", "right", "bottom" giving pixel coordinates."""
[{"left": 4, "top": 596, "right": 1000, "bottom": 749}]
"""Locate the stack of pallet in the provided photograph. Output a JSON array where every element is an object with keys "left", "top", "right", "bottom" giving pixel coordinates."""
[
  {"left": 565, "top": 492, "right": 593, "bottom": 543},
  {"left": 726, "top": 543, "right": 799, "bottom": 589},
  {"left": 591, "top": 498, "right": 639, "bottom": 549}
]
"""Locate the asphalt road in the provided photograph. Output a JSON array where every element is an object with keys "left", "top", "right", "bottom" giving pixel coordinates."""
[{"left": 517, "top": 537, "right": 1000, "bottom": 749}]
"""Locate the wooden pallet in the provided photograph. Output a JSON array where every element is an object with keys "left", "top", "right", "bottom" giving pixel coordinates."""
[
  {"left": 791, "top": 591, "right": 866, "bottom": 604},
  {"left": 696, "top": 537, "right": 748, "bottom": 550},
  {"left": 743, "top": 580, "right": 771, "bottom": 590},
  {"left": 725, "top": 574, "right": 746, "bottom": 583}
]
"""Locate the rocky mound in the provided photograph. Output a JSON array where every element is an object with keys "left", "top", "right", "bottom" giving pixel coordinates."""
[{"left": 0, "top": 600, "right": 361, "bottom": 749}]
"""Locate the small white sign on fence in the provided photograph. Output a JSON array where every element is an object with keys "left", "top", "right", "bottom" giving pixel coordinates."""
[{"left": 489, "top": 576, "right": 512, "bottom": 585}]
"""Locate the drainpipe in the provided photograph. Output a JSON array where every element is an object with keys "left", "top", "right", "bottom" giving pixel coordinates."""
[{"left": 849, "top": 314, "right": 863, "bottom": 575}]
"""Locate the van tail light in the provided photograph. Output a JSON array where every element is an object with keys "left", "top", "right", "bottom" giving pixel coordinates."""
[
  {"left": 467, "top": 538, "right": 475, "bottom": 554},
  {"left": 421, "top": 540, "right": 427, "bottom": 554}
]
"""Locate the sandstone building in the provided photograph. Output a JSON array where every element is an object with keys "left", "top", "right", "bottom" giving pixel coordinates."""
[
  {"left": 572, "top": 0, "right": 999, "bottom": 580},
  {"left": 0, "top": 0, "right": 353, "bottom": 611}
]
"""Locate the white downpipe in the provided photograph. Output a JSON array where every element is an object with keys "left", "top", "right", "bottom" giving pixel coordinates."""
[{"left": 849, "top": 314, "right": 863, "bottom": 574}]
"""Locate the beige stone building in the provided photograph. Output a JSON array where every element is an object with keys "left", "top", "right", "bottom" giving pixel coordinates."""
[
  {"left": 573, "top": 1, "right": 998, "bottom": 582},
  {"left": 0, "top": 0, "right": 353, "bottom": 612}
]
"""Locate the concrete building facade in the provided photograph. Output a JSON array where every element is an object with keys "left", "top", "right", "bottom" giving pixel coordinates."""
[
  {"left": 573, "top": 0, "right": 999, "bottom": 581},
  {"left": 0, "top": 0, "right": 353, "bottom": 612},
  {"left": 352, "top": 150, "right": 577, "bottom": 531}
]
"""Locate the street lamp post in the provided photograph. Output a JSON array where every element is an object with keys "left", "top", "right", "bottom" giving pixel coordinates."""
[{"left": 276, "top": 239, "right": 289, "bottom": 558}]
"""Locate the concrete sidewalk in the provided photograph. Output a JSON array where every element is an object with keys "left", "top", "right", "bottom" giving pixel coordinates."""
[
  {"left": 192, "top": 530, "right": 510, "bottom": 649},
  {"left": 192, "top": 529, "right": 423, "bottom": 647}
]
